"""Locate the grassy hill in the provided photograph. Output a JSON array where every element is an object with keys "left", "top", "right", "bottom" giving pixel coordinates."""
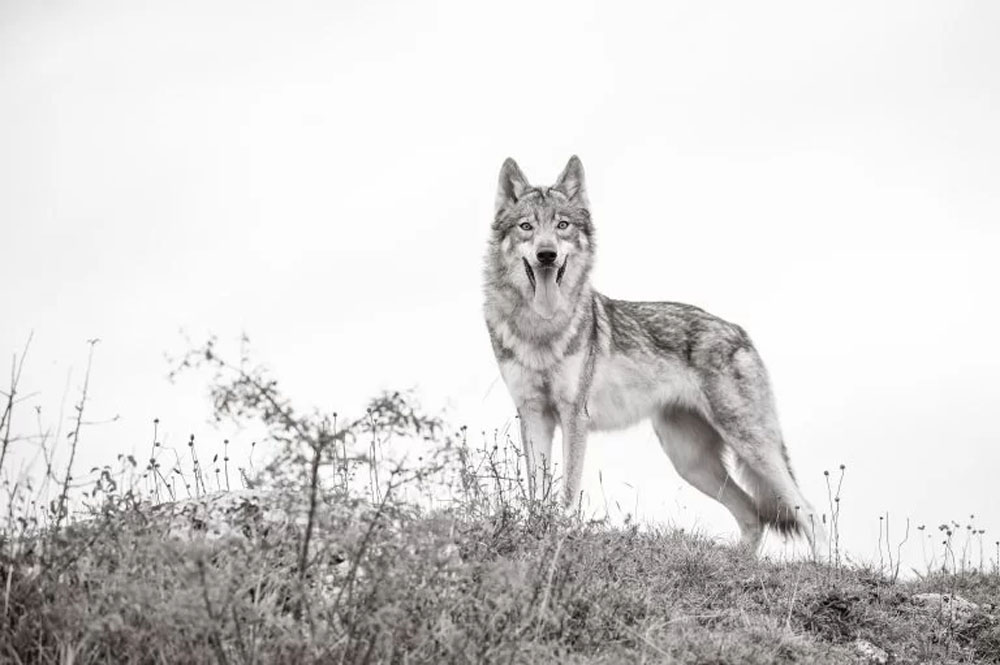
[
  {"left": 2, "top": 485, "right": 998, "bottom": 664},
  {"left": 2, "top": 340, "right": 997, "bottom": 663}
]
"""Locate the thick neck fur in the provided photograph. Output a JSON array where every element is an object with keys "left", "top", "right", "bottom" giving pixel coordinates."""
[{"left": 483, "top": 251, "right": 595, "bottom": 370}]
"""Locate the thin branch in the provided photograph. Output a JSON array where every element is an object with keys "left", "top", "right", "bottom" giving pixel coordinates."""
[
  {"left": 299, "top": 432, "right": 326, "bottom": 581},
  {"left": 0, "top": 332, "right": 34, "bottom": 478},
  {"left": 197, "top": 558, "right": 231, "bottom": 665},
  {"left": 54, "top": 339, "right": 99, "bottom": 531}
]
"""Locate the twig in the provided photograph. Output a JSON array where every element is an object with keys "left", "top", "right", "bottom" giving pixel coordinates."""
[
  {"left": 0, "top": 332, "right": 33, "bottom": 479},
  {"left": 223, "top": 439, "right": 231, "bottom": 492},
  {"left": 230, "top": 605, "right": 250, "bottom": 665},
  {"left": 893, "top": 518, "right": 911, "bottom": 582},
  {"left": 299, "top": 433, "right": 326, "bottom": 581},
  {"left": 54, "top": 339, "right": 98, "bottom": 531},
  {"left": 333, "top": 475, "right": 398, "bottom": 615},
  {"left": 536, "top": 533, "right": 567, "bottom": 630},
  {"left": 197, "top": 558, "right": 231, "bottom": 665},
  {"left": 785, "top": 565, "right": 802, "bottom": 631}
]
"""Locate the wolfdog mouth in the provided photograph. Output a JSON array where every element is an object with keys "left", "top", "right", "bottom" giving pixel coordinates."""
[
  {"left": 522, "top": 257, "right": 568, "bottom": 293},
  {"left": 556, "top": 257, "right": 567, "bottom": 285},
  {"left": 522, "top": 258, "right": 537, "bottom": 292}
]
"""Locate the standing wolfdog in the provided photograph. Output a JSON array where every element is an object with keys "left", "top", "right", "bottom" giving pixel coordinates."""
[{"left": 483, "top": 156, "right": 827, "bottom": 555}]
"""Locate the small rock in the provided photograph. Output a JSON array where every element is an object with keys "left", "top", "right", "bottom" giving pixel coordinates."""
[
  {"left": 912, "top": 592, "right": 980, "bottom": 624},
  {"left": 149, "top": 489, "right": 297, "bottom": 543},
  {"left": 853, "top": 638, "right": 888, "bottom": 664}
]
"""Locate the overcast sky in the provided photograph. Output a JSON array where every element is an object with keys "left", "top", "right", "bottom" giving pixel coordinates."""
[{"left": 2, "top": 0, "right": 998, "bottom": 569}]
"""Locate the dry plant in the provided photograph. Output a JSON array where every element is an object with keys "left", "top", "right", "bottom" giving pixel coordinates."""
[{"left": 0, "top": 336, "right": 997, "bottom": 664}]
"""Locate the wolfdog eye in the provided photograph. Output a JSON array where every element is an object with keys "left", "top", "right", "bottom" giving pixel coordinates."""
[
  {"left": 519, "top": 222, "right": 533, "bottom": 231},
  {"left": 556, "top": 221, "right": 570, "bottom": 230}
]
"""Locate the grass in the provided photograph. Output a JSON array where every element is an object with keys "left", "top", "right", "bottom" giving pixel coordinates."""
[{"left": 1, "top": 337, "right": 998, "bottom": 664}]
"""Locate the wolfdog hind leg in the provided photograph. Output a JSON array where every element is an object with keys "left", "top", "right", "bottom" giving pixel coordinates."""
[
  {"left": 703, "top": 355, "right": 829, "bottom": 559},
  {"left": 517, "top": 405, "right": 556, "bottom": 501},
  {"left": 652, "top": 407, "right": 764, "bottom": 551}
]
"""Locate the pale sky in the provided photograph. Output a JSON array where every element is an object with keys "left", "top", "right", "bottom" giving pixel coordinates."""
[{"left": 2, "top": 1, "right": 998, "bottom": 569}]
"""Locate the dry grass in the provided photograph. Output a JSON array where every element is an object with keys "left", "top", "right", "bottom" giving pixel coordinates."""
[{"left": 1, "top": 337, "right": 997, "bottom": 664}]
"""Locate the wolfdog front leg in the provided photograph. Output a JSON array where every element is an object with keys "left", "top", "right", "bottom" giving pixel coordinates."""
[
  {"left": 559, "top": 406, "right": 588, "bottom": 509},
  {"left": 518, "top": 404, "right": 555, "bottom": 500}
]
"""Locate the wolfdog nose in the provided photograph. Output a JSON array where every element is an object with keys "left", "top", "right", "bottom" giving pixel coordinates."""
[{"left": 536, "top": 250, "right": 558, "bottom": 265}]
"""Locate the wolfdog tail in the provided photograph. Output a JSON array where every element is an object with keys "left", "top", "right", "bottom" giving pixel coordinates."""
[{"left": 732, "top": 445, "right": 815, "bottom": 539}]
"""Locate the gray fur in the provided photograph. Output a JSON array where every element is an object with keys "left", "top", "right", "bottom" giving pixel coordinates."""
[{"left": 483, "top": 156, "right": 828, "bottom": 557}]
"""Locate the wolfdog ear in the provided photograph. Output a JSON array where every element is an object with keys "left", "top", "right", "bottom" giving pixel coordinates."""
[
  {"left": 554, "top": 155, "right": 588, "bottom": 207},
  {"left": 496, "top": 158, "right": 531, "bottom": 213}
]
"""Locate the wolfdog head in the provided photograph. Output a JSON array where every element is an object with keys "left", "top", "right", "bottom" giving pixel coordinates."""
[{"left": 486, "top": 156, "right": 595, "bottom": 321}]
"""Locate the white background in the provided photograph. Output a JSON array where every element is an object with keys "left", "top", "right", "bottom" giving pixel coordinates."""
[{"left": 2, "top": 0, "right": 998, "bottom": 568}]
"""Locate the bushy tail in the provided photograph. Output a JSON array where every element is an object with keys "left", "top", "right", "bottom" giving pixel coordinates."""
[{"left": 731, "top": 448, "right": 813, "bottom": 539}]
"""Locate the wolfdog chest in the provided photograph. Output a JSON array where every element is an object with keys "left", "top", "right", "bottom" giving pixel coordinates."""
[
  {"left": 490, "top": 302, "right": 704, "bottom": 431},
  {"left": 497, "top": 345, "right": 700, "bottom": 432}
]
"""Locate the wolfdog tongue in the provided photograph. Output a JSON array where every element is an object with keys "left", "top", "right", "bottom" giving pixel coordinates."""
[{"left": 532, "top": 267, "right": 563, "bottom": 319}]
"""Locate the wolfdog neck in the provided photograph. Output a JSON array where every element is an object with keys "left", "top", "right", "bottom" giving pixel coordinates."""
[{"left": 484, "top": 268, "right": 597, "bottom": 371}]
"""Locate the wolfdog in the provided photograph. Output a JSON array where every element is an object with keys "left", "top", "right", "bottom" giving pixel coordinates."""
[{"left": 483, "top": 156, "right": 827, "bottom": 556}]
